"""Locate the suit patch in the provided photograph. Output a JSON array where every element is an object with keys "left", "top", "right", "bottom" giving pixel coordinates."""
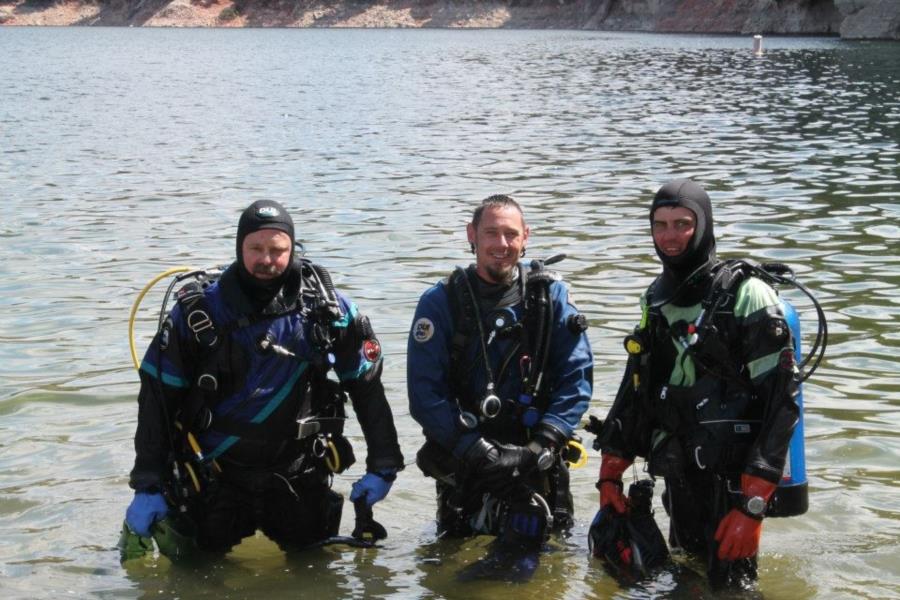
[
  {"left": 413, "top": 317, "right": 435, "bottom": 343},
  {"left": 779, "top": 348, "right": 795, "bottom": 370},
  {"left": 363, "top": 339, "right": 381, "bottom": 361},
  {"left": 159, "top": 318, "right": 172, "bottom": 350}
]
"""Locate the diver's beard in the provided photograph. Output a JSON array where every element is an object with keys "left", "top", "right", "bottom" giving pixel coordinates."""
[
  {"left": 252, "top": 264, "right": 280, "bottom": 279},
  {"left": 484, "top": 263, "right": 516, "bottom": 285},
  {"left": 473, "top": 243, "right": 518, "bottom": 284}
]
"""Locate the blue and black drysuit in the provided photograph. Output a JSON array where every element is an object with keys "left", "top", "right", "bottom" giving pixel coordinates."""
[
  {"left": 130, "top": 261, "right": 403, "bottom": 553},
  {"left": 408, "top": 264, "right": 593, "bottom": 536}
]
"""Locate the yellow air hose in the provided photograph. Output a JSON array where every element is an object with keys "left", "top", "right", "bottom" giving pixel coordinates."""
[{"left": 129, "top": 266, "right": 193, "bottom": 371}]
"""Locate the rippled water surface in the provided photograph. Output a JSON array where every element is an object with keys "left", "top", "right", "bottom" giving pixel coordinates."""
[{"left": 0, "top": 27, "right": 898, "bottom": 599}]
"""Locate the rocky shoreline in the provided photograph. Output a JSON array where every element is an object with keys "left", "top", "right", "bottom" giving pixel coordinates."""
[{"left": 1, "top": 1, "right": 898, "bottom": 40}]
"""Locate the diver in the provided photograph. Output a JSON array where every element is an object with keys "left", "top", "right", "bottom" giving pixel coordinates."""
[
  {"left": 593, "top": 179, "right": 806, "bottom": 587},
  {"left": 408, "top": 194, "right": 593, "bottom": 554},
  {"left": 122, "top": 200, "right": 404, "bottom": 559}
]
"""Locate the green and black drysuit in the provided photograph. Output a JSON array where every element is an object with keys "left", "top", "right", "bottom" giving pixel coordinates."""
[{"left": 599, "top": 179, "right": 799, "bottom": 586}]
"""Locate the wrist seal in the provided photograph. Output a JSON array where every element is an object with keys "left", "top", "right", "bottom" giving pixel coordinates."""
[
  {"left": 595, "top": 478, "right": 624, "bottom": 492},
  {"left": 372, "top": 470, "right": 397, "bottom": 483}
]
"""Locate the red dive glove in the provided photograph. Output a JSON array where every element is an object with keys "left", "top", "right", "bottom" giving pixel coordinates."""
[
  {"left": 714, "top": 473, "right": 777, "bottom": 561},
  {"left": 597, "top": 454, "right": 631, "bottom": 514}
]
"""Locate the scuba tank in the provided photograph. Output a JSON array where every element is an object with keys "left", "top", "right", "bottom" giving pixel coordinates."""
[{"left": 767, "top": 299, "right": 808, "bottom": 517}]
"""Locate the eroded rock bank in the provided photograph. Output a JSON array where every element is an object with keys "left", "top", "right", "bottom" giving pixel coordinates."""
[{"left": 1, "top": 1, "right": 898, "bottom": 40}]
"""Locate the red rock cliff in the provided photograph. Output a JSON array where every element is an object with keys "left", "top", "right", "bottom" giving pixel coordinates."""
[{"left": 0, "top": 1, "right": 897, "bottom": 39}]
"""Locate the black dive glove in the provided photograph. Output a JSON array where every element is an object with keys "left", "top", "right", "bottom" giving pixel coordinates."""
[{"left": 463, "top": 438, "right": 538, "bottom": 496}]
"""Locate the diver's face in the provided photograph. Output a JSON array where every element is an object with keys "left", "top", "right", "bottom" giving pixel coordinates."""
[
  {"left": 241, "top": 229, "right": 292, "bottom": 280},
  {"left": 652, "top": 206, "right": 696, "bottom": 257},
  {"left": 467, "top": 205, "right": 529, "bottom": 284}
]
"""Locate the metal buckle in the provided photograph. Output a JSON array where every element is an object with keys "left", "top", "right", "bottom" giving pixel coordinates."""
[
  {"left": 187, "top": 309, "right": 217, "bottom": 345},
  {"left": 296, "top": 418, "right": 321, "bottom": 440},
  {"left": 197, "top": 373, "right": 218, "bottom": 392},
  {"left": 694, "top": 446, "right": 707, "bottom": 470},
  {"left": 197, "top": 408, "right": 213, "bottom": 430},
  {"left": 480, "top": 394, "right": 502, "bottom": 419},
  {"left": 311, "top": 436, "right": 327, "bottom": 458},
  {"left": 187, "top": 309, "right": 213, "bottom": 333},
  {"left": 458, "top": 411, "right": 478, "bottom": 430}
]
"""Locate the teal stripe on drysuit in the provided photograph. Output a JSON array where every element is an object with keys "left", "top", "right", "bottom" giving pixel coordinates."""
[
  {"left": 338, "top": 360, "right": 374, "bottom": 382},
  {"left": 333, "top": 302, "right": 368, "bottom": 380},
  {"left": 205, "top": 361, "right": 309, "bottom": 461},
  {"left": 332, "top": 302, "right": 357, "bottom": 328},
  {"left": 140, "top": 360, "right": 190, "bottom": 388}
]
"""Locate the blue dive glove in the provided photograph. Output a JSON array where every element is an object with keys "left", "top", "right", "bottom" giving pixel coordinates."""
[
  {"left": 350, "top": 470, "right": 396, "bottom": 507},
  {"left": 125, "top": 492, "right": 169, "bottom": 537}
]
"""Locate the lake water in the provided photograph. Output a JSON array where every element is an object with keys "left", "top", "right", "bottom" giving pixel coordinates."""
[{"left": 0, "top": 27, "right": 898, "bottom": 599}]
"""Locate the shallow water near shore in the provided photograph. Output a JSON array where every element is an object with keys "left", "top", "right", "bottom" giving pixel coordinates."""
[{"left": 0, "top": 27, "right": 898, "bottom": 599}]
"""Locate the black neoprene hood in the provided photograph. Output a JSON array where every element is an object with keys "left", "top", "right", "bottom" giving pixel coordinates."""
[
  {"left": 650, "top": 178, "right": 717, "bottom": 281},
  {"left": 235, "top": 199, "right": 295, "bottom": 262},
  {"left": 234, "top": 200, "right": 296, "bottom": 307}
]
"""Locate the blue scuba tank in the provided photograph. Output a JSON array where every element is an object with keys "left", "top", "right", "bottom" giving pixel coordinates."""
[{"left": 768, "top": 298, "right": 809, "bottom": 517}]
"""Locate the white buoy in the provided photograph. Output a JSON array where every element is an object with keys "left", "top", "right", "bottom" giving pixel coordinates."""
[{"left": 753, "top": 34, "right": 763, "bottom": 56}]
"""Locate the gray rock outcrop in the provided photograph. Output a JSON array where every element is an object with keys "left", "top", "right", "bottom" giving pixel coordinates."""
[{"left": 836, "top": 0, "right": 900, "bottom": 39}]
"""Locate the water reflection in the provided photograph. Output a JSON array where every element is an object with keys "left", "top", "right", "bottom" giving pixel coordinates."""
[{"left": 0, "top": 27, "right": 898, "bottom": 599}]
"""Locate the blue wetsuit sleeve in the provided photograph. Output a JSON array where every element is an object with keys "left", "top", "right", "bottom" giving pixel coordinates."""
[
  {"left": 539, "top": 281, "right": 593, "bottom": 438},
  {"left": 407, "top": 284, "right": 480, "bottom": 457}
]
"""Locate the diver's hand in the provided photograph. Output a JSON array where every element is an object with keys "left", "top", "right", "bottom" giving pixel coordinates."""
[
  {"left": 714, "top": 509, "right": 763, "bottom": 561},
  {"left": 350, "top": 470, "right": 396, "bottom": 507},
  {"left": 125, "top": 492, "right": 168, "bottom": 538},
  {"left": 463, "top": 438, "right": 538, "bottom": 492},
  {"left": 597, "top": 454, "right": 631, "bottom": 514},
  {"left": 714, "top": 474, "right": 776, "bottom": 561}
]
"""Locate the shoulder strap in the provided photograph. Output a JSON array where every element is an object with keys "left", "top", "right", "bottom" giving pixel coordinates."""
[
  {"left": 703, "top": 259, "right": 752, "bottom": 313},
  {"left": 296, "top": 258, "right": 342, "bottom": 319},
  {"left": 175, "top": 280, "right": 220, "bottom": 350},
  {"left": 688, "top": 260, "right": 758, "bottom": 387},
  {"left": 445, "top": 267, "right": 478, "bottom": 401},
  {"left": 521, "top": 263, "right": 555, "bottom": 405},
  {"left": 294, "top": 258, "right": 345, "bottom": 358},
  {"left": 173, "top": 280, "right": 225, "bottom": 433}
]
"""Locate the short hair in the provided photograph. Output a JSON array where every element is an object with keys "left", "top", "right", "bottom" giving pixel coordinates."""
[{"left": 471, "top": 194, "right": 525, "bottom": 229}]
